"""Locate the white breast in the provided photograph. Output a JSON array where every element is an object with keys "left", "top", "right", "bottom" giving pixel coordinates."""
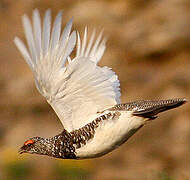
[{"left": 76, "top": 111, "right": 145, "bottom": 159}]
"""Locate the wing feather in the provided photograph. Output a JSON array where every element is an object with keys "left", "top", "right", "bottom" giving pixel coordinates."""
[
  {"left": 14, "top": 37, "right": 33, "bottom": 69},
  {"left": 14, "top": 9, "right": 121, "bottom": 132},
  {"left": 85, "top": 29, "right": 95, "bottom": 57},
  {"left": 33, "top": 9, "right": 42, "bottom": 59},
  {"left": 42, "top": 9, "right": 51, "bottom": 56},
  {"left": 80, "top": 27, "right": 87, "bottom": 56},
  {"left": 89, "top": 30, "right": 103, "bottom": 61},
  {"left": 61, "top": 31, "right": 76, "bottom": 66},
  {"left": 59, "top": 18, "right": 73, "bottom": 49},
  {"left": 22, "top": 14, "right": 37, "bottom": 63},
  {"left": 76, "top": 31, "right": 81, "bottom": 57},
  {"left": 50, "top": 11, "right": 62, "bottom": 51}
]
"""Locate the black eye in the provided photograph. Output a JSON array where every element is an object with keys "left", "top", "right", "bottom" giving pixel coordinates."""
[{"left": 27, "top": 143, "right": 32, "bottom": 147}]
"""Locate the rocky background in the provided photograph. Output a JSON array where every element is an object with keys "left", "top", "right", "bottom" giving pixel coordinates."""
[{"left": 0, "top": 0, "right": 190, "bottom": 179}]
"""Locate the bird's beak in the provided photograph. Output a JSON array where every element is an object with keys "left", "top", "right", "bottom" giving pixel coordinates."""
[{"left": 18, "top": 147, "right": 25, "bottom": 154}]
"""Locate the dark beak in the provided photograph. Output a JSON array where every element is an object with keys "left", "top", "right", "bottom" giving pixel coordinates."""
[{"left": 18, "top": 147, "right": 25, "bottom": 154}]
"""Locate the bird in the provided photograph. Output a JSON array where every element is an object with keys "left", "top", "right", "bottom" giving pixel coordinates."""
[{"left": 14, "top": 9, "right": 186, "bottom": 160}]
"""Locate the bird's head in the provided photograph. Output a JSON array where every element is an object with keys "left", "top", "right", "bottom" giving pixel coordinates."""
[
  {"left": 18, "top": 133, "right": 76, "bottom": 159},
  {"left": 19, "top": 137, "right": 48, "bottom": 155}
]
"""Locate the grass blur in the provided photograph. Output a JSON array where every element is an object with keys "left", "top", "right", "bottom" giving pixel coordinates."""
[
  {"left": 4, "top": 160, "right": 32, "bottom": 180},
  {"left": 1, "top": 149, "right": 32, "bottom": 180},
  {"left": 0, "top": 0, "right": 190, "bottom": 179},
  {"left": 52, "top": 160, "right": 92, "bottom": 179}
]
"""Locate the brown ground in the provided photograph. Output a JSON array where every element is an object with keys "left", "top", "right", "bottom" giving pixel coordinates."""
[{"left": 0, "top": 0, "right": 190, "bottom": 180}]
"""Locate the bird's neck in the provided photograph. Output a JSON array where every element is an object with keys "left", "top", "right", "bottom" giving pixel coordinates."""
[
  {"left": 45, "top": 129, "right": 76, "bottom": 159},
  {"left": 46, "top": 124, "right": 96, "bottom": 159}
]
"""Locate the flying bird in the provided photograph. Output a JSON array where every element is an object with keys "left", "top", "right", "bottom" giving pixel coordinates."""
[{"left": 14, "top": 9, "right": 186, "bottom": 159}]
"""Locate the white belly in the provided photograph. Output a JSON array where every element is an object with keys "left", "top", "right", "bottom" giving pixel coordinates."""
[{"left": 76, "top": 111, "right": 145, "bottom": 159}]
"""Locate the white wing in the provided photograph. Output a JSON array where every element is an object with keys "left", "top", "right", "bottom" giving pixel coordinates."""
[{"left": 14, "top": 9, "right": 121, "bottom": 132}]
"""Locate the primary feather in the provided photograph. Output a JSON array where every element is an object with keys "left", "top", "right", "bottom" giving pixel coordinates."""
[{"left": 14, "top": 9, "right": 120, "bottom": 132}]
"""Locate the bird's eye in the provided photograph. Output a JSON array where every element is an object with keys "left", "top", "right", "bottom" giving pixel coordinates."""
[{"left": 24, "top": 139, "right": 34, "bottom": 146}]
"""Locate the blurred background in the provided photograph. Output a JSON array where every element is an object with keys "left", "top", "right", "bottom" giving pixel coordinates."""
[{"left": 0, "top": 0, "right": 190, "bottom": 179}]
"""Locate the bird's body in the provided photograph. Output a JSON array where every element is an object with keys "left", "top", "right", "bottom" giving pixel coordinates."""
[
  {"left": 15, "top": 9, "right": 186, "bottom": 159},
  {"left": 75, "top": 110, "right": 142, "bottom": 159}
]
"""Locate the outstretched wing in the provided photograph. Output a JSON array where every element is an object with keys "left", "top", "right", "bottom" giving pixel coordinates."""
[{"left": 14, "top": 9, "right": 121, "bottom": 132}]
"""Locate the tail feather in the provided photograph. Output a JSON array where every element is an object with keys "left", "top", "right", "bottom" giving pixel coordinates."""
[{"left": 132, "top": 98, "right": 186, "bottom": 119}]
